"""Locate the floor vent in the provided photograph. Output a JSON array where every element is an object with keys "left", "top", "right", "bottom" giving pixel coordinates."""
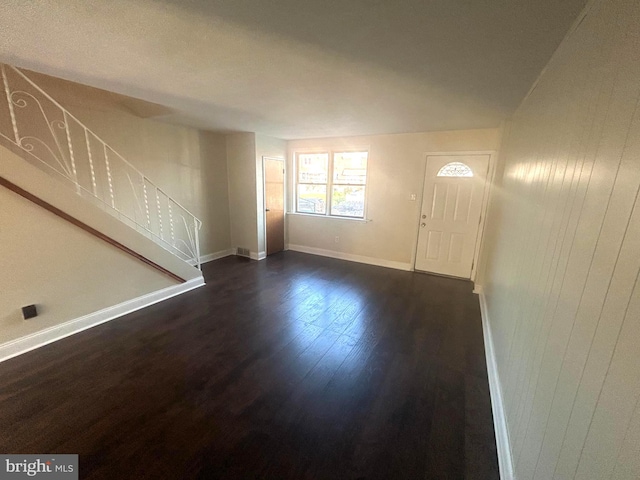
[{"left": 236, "top": 247, "right": 250, "bottom": 257}]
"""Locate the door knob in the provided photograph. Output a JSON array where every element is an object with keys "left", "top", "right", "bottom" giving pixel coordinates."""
[
  {"left": 421, "top": 214, "right": 427, "bottom": 219},
  {"left": 265, "top": 208, "right": 270, "bottom": 212},
  {"left": 421, "top": 223, "right": 426, "bottom": 227}
]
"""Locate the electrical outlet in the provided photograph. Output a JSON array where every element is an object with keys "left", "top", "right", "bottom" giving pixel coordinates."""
[
  {"left": 334, "top": 236, "right": 339, "bottom": 243},
  {"left": 410, "top": 193, "right": 417, "bottom": 201}
]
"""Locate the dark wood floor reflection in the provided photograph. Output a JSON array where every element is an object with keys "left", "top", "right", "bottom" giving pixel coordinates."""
[{"left": 0, "top": 252, "right": 499, "bottom": 479}]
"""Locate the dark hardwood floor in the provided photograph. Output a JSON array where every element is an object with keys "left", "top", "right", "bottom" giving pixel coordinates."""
[{"left": 0, "top": 252, "right": 499, "bottom": 479}]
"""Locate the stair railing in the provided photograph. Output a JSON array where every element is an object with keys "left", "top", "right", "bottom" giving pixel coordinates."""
[{"left": 0, "top": 64, "right": 201, "bottom": 269}]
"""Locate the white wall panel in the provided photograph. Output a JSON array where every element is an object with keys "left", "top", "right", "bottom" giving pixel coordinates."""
[
  {"left": 612, "top": 391, "right": 640, "bottom": 479},
  {"left": 477, "top": 0, "right": 640, "bottom": 478}
]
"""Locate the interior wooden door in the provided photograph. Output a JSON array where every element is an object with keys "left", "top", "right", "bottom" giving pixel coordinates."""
[
  {"left": 415, "top": 154, "right": 489, "bottom": 278},
  {"left": 264, "top": 157, "right": 285, "bottom": 256}
]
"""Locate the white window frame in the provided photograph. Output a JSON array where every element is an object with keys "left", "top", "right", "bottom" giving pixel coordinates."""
[{"left": 294, "top": 149, "right": 369, "bottom": 220}]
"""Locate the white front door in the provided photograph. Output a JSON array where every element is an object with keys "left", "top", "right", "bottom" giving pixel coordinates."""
[{"left": 415, "top": 154, "right": 489, "bottom": 278}]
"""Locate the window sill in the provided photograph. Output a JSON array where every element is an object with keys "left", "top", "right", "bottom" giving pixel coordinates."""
[{"left": 287, "top": 212, "right": 371, "bottom": 223}]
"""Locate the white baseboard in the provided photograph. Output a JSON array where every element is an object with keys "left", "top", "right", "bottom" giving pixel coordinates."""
[
  {"left": 251, "top": 251, "right": 267, "bottom": 261},
  {"left": 229, "top": 248, "right": 263, "bottom": 261},
  {"left": 200, "top": 248, "right": 235, "bottom": 264},
  {"left": 187, "top": 248, "right": 234, "bottom": 266},
  {"left": 477, "top": 285, "right": 515, "bottom": 480},
  {"left": 287, "top": 244, "right": 412, "bottom": 271},
  {"left": 0, "top": 276, "right": 205, "bottom": 364}
]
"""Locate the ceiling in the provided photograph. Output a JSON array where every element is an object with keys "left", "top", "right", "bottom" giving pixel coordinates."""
[{"left": 0, "top": 0, "right": 587, "bottom": 139}]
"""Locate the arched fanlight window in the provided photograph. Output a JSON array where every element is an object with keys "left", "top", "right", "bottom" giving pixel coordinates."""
[{"left": 437, "top": 162, "right": 473, "bottom": 177}]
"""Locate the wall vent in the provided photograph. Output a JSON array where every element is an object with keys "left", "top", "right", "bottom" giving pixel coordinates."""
[{"left": 236, "top": 247, "right": 250, "bottom": 257}]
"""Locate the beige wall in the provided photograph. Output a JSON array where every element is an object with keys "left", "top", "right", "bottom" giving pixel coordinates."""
[
  {"left": 61, "top": 104, "right": 232, "bottom": 257},
  {"left": 476, "top": 0, "right": 640, "bottom": 478},
  {"left": 10, "top": 70, "right": 231, "bottom": 255},
  {"left": 199, "top": 131, "right": 232, "bottom": 255},
  {"left": 226, "top": 132, "right": 258, "bottom": 254},
  {"left": 287, "top": 129, "right": 500, "bottom": 267},
  {"left": 0, "top": 71, "right": 226, "bottom": 349},
  {"left": 0, "top": 144, "right": 201, "bottom": 283},
  {"left": 0, "top": 184, "right": 176, "bottom": 345},
  {"left": 225, "top": 132, "right": 286, "bottom": 257}
]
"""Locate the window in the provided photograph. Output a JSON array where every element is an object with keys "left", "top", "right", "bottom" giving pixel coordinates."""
[
  {"left": 296, "top": 150, "right": 368, "bottom": 218},
  {"left": 437, "top": 162, "right": 473, "bottom": 177}
]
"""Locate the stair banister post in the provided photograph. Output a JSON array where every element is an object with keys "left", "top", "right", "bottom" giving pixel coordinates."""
[
  {"left": 155, "top": 187, "right": 163, "bottom": 240},
  {"left": 168, "top": 199, "right": 175, "bottom": 246},
  {"left": 194, "top": 218, "right": 201, "bottom": 270},
  {"left": 142, "top": 176, "right": 151, "bottom": 231},
  {"left": 63, "top": 112, "right": 80, "bottom": 194},
  {"left": 103, "top": 143, "right": 116, "bottom": 209},
  {"left": 2, "top": 64, "right": 20, "bottom": 145},
  {"left": 84, "top": 128, "right": 98, "bottom": 196}
]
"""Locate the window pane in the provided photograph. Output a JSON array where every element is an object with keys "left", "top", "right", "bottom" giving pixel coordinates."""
[
  {"left": 333, "top": 151, "right": 368, "bottom": 185},
  {"left": 298, "top": 153, "right": 329, "bottom": 183},
  {"left": 330, "top": 186, "right": 365, "bottom": 217},
  {"left": 437, "top": 162, "right": 473, "bottom": 177},
  {"left": 297, "top": 184, "right": 327, "bottom": 214}
]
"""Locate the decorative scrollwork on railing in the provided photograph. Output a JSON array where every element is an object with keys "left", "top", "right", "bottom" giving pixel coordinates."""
[
  {"left": 10, "top": 96, "right": 27, "bottom": 108},
  {"left": 9, "top": 89, "right": 73, "bottom": 179},
  {"left": 50, "top": 119, "right": 66, "bottom": 130},
  {"left": 179, "top": 215, "right": 199, "bottom": 259},
  {"left": 16, "top": 135, "right": 72, "bottom": 178},
  {"left": 125, "top": 171, "right": 145, "bottom": 218},
  {"left": 0, "top": 63, "right": 202, "bottom": 269}
]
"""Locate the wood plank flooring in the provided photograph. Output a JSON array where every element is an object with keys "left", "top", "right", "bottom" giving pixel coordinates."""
[{"left": 0, "top": 252, "right": 499, "bottom": 479}]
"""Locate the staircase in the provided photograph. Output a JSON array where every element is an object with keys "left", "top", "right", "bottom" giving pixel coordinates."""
[{"left": 0, "top": 64, "right": 202, "bottom": 271}]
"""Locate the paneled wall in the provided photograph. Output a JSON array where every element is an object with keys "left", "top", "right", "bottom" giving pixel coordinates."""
[{"left": 477, "top": 0, "right": 640, "bottom": 478}]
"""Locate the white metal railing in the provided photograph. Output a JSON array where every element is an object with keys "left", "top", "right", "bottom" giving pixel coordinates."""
[{"left": 0, "top": 64, "right": 201, "bottom": 269}]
